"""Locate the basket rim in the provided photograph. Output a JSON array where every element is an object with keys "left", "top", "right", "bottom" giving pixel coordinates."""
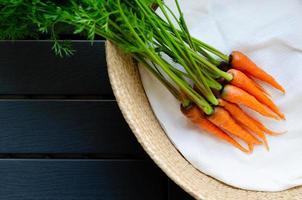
[{"left": 105, "top": 41, "right": 302, "bottom": 200}]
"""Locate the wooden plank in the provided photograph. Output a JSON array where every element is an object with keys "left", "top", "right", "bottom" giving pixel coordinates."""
[
  {"left": 168, "top": 180, "right": 194, "bottom": 200},
  {"left": 0, "top": 159, "right": 167, "bottom": 200},
  {"left": 0, "top": 41, "right": 112, "bottom": 96},
  {"left": 0, "top": 100, "right": 144, "bottom": 156}
]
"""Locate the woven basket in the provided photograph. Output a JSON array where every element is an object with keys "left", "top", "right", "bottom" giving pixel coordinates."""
[{"left": 106, "top": 41, "right": 302, "bottom": 200}]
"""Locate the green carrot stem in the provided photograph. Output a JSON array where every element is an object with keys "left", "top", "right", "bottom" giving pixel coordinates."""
[
  {"left": 136, "top": 0, "right": 192, "bottom": 67},
  {"left": 183, "top": 47, "right": 232, "bottom": 81},
  {"left": 157, "top": 16, "right": 229, "bottom": 62},
  {"left": 142, "top": 6, "right": 215, "bottom": 104},
  {"left": 173, "top": 0, "right": 196, "bottom": 51},
  {"left": 195, "top": 46, "right": 221, "bottom": 66},
  {"left": 118, "top": 0, "right": 213, "bottom": 114},
  {"left": 152, "top": 31, "right": 218, "bottom": 104},
  {"left": 181, "top": 98, "right": 192, "bottom": 108},
  {"left": 204, "top": 72, "right": 223, "bottom": 90},
  {"left": 115, "top": 1, "right": 226, "bottom": 104},
  {"left": 191, "top": 37, "right": 229, "bottom": 62},
  {"left": 155, "top": 33, "right": 231, "bottom": 81},
  {"left": 171, "top": 36, "right": 229, "bottom": 78},
  {"left": 203, "top": 67, "right": 220, "bottom": 79},
  {"left": 161, "top": 1, "right": 195, "bottom": 51},
  {"left": 134, "top": 55, "right": 181, "bottom": 100},
  {"left": 153, "top": 56, "right": 214, "bottom": 114}
]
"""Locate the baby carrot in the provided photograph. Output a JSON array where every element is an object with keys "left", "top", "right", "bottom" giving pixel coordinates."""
[
  {"left": 222, "top": 85, "right": 280, "bottom": 120},
  {"left": 207, "top": 107, "right": 262, "bottom": 149},
  {"left": 219, "top": 99, "right": 269, "bottom": 150},
  {"left": 228, "top": 69, "right": 285, "bottom": 119},
  {"left": 248, "top": 143, "right": 254, "bottom": 153},
  {"left": 245, "top": 72, "right": 271, "bottom": 97},
  {"left": 249, "top": 116, "right": 285, "bottom": 136},
  {"left": 230, "top": 51, "right": 285, "bottom": 93},
  {"left": 181, "top": 104, "right": 249, "bottom": 153}
]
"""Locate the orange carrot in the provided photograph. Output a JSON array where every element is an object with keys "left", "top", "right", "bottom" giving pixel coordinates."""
[
  {"left": 248, "top": 143, "right": 254, "bottom": 153},
  {"left": 230, "top": 51, "right": 285, "bottom": 93},
  {"left": 245, "top": 72, "right": 271, "bottom": 97},
  {"left": 228, "top": 69, "right": 285, "bottom": 119},
  {"left": 222, "top": 85, "right": 280, "bottom": 120},
  {"left": 219, "top": 99, "right": 269, "bottom": 150},
  {"left": 181, "top": 105, "right": 249, "bottom": 153},
  {"left": 207, "top": 107, "right": 262, "bottom": 149},
  {"left": 249, "top": 116, "right": 285, "bottom": 136}
]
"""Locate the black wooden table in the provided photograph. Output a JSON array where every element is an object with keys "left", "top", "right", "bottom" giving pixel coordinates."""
[{"left": 0, "top": 40, "right": 194, "bottom": 200}]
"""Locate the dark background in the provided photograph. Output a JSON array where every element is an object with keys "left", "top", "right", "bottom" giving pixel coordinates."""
[{"left": 0, "top": 40, "right": 194, "bottom": 199}]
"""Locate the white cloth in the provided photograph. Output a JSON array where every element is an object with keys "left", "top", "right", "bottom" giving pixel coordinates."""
[{"left": 139, "top": 0, "right": 302, "bottom": 191}]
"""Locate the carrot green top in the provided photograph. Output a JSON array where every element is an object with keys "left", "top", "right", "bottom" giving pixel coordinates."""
[{"left": 0, "top": 0, "right": 232, "bottom": 115}]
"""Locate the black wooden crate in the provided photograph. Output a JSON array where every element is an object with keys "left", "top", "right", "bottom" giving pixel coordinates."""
[{"left": 0, "top": 41, "right": 193, "bottom": 200}]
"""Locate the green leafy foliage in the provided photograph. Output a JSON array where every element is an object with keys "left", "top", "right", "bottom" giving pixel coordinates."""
[{"left": 0, "top": 0, "right": 231, "bottom": 114}]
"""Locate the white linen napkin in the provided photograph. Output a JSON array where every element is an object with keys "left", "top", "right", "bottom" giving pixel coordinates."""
[{"left": 139, "top": 0, "right": 302, "bottom": 191}]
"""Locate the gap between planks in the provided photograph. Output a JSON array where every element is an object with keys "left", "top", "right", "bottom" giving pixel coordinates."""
[
  {"left": 0, "top": 98, "right": 116, "bottom": 101},
  {"left": 0, "top": 153, "right": 147, "bottom": 160}
]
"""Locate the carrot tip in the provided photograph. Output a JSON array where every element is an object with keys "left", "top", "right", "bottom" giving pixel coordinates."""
[
  {"left": 246, "top": 150, "right": 252, "bottom": 155},
  {"left": 266, "top": 130, "right": 287, "bottom": 136},
  {"left": 274, "top": 85, "right": 286, "bottom": 94},
  {"left": 238, "top": 146, "right": 251, "bottom": 154},
  {"left": 230, "top": 51, "right": 286, "bottom": 93},
  {"left": 248, "top": 143, "right": 254, "bottom": 153},
  {"left": 280, "top": 87, "right": 286, "bottom": 94},
  {"left": 222, "top": 85, "right": 282, "bottom": 120},
  {"left": 255, "top": 140, "right": 263, "bottom": 145},
  {"left": 262, "top": 137, "right": 270, "bottom": 151},
  {"left": 271, "top": 113, "right": 282, "bottom": 121},
  {"left": 274, "top": 110, "right": 286, "bottom": 120},
  {"left": 278, "top": 114, "right": 286, "bottom": 120}
]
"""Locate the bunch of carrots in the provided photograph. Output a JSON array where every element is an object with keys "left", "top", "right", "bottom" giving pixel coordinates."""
[
  {"left": 182, "top": 52, "right": 285, "bottom": 153},
  {"left": 0, "top": 0, "right": 285, "bottom": 153}
]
